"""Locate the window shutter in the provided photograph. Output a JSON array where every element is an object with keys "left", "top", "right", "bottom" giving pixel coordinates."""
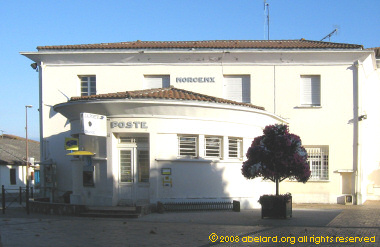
[
  {"left": 223, "top": 75, "right": 250, "bottom": 103},
  {"left": 144, "top": 75, "right": 170, "bottom": 89},
  {"left": 178, "top": 136, "right": 197, "bottom": 157},
  {"left": 228, "top": 137, "right": 242, "bottom": 158},
  {"left": 205, "top": 136, "right": 222, "bottom": 158},
  {"left": 301, "top": 75, "right": 320, "bottom": 106}
]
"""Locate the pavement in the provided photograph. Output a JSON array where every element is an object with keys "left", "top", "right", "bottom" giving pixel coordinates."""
[{"left": 0, "top": 201, "right": 379, "bottom": 247}]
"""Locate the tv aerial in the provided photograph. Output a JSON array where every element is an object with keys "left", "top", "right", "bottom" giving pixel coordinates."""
[
  {"left": 264, "top": 0, "right": 270, "bottom": 40},
  {"left": 320, "top": 28, "right": 339, "bottom": 42}
]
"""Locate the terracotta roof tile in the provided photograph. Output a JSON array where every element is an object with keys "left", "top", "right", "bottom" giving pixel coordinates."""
[
  {"left": 70, "top": 87, "right": 265, "bottom": 110},
  {"left": 37, "top": 40, "right": 363, "bottom": 51}
]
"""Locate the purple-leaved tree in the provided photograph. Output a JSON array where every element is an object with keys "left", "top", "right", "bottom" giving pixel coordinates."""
[{"left": 242, "top": 124, "right": 311, "bottom": 196}]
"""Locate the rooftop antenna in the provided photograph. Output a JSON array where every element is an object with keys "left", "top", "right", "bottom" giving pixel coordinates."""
[
  {"left": 58, "top": 89, "right": 70, "bottom": 101},
  {"left": 320, "top": 28, "right": 338, "bottom": 42},
  {"left": 264, "top": 0, "right": 270, "bottom": 40}
]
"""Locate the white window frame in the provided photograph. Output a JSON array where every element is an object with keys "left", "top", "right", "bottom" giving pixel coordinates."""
[
  {"left": 228, "top": 137, "right": 243, "bottom": 159},
  {"left": 143, "top": 75, "right": 170, "bottom": 89},
  {"left": 80, "top": 75, "right": 96, "bottom": 96},
  {"left": 204, "top": 136, "right": 222, "bottom": 158},
  {"left": 305, "top": 146, "right": 329, "bottom": 181},
  {"left": 300, "top": 75, "right": 321, "bottom": 106},
  {"left": 178, "top": 135, "right": 198, "bottom": 158}
]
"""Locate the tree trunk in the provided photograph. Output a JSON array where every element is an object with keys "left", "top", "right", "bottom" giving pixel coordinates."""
[
  {"left": 274, "top": 163, "right": 279, "bottom": 196},
  {"left": 275, "top": 178, "right": 279, "bottom": 196}
]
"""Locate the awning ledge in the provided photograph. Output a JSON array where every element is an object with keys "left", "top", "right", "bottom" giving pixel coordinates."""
[{"left": 67, "top": 151, "right": 95, "bottom": 156}]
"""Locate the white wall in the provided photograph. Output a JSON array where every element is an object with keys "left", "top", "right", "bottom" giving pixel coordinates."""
[
  {"left": 55, "top": 99, "right": 281, "bottom": 207},
  {"left": 358, "top": 55, "right": 380, "bottom": 201},
  {"left": 25, "top": 49, "right": 380, "bottom": 205},
  {"left": 0, "top": 165, "right": 26, "bottom": 189}
]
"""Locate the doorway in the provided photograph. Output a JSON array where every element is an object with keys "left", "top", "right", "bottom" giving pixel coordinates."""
[{"left": 117, "top": 135, "right": 149, "bottom": 206}]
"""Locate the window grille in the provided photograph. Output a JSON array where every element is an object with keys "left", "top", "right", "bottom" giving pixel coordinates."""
[
  {"left": 228, "top": 138, "right": 242, "bottom": 158},
  {"left": 178, "top": 136, "right": 197, "bottom": 157},
  {"left": 305, "top": 146, "right": 329, "bottom": 180},
  {"left": 120, "top": 150, "right": 132, "bottom": 182},
  {"left": 80, "top": 76, "right": 96, "bottom": 96},
  {"left": 205, "top": 136, "right": 222, "bottom": 158},
  {"left": 119, "top": 137, "right": 149, "bottom": 144}
]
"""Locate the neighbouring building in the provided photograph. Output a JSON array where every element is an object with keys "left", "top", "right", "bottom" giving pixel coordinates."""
[
  {"left": 0, "top": 134, "right": 40, "bottom": 189},
  {"left": 21, "top": 40, "right": 380, "bottom": 208},
  {"left": 369, "top": 47, "right": 380, "bottom": 76}
]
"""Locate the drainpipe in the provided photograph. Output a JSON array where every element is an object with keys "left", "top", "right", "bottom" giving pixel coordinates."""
[
  {"left": 38, "top": 62, "right": 46, "bottom": 198},
  {"left": 273, "top": 65, "right": 276, "bottom": 115},
  {"left": 353, "top": 60, "right": 361, "bottom": 205}
]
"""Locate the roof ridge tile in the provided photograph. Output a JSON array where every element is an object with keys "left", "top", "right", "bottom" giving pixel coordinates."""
[
  {"left": 37, "top": 40, "right": 363, "bottom": 50},
  {"left": 69, "top": 87, "right": 265, "bottom": 110}
]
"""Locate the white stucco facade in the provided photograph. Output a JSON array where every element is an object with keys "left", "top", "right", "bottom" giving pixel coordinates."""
[
  {"left": 21, "top": 40, "right": 380, "bottom": 207},
  {"left": 52, "top": 99, "right": 282, "bottom": 208}
]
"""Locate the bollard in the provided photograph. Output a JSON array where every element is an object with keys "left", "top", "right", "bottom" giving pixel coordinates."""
[
  {"left": 19, "top": 187, "right": 22, "bottom": 205},
  {"left": 26, "top": 186, "right": 30, "bottom": 215},
  {"left": 233, "top": 200, "right": 240, "bottom": 212}
]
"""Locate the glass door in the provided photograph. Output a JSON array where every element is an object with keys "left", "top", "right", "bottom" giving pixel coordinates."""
[{"left": 118, "top": 148, "right": 135, "bottom": 205}]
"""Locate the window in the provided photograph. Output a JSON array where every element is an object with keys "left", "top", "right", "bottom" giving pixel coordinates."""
[
  {"left": 228, "top": 137, "right": 243, "bottom": 159},
  {"left": 119, "top": 137, "right": 149, "bottom": 144},
  {"left": 305, "top": 146, "right": 329, "bottom": 180},
  {"left": 10, "top": 168, "right": 16, "bottom": 185},
  {"left": 223, "top": 75, "right": 250, "bottom": 103},
  {"left": 80, "top": 76, "right": 96, "bottom": 96},
  {"left": 120, "top": 150, "right": 132, "bottom": 183},
  {"left": 138, "top": 150, "right": 149, "bottom": 182},
  {"left": 83, "top": 166, "right": 94, "bottom": 187},
  {"left": 143, "top": 75, "right": 170, "bottom": 89},
  {"left": 178, "top": 136, "right": 198, "bottom": 157},
  {"left": 301, "top": 75, "right": 320, "bottom": 106},
  {"left": 35, "top": 170, "right": 40, "bottom": 186},
  {"left": 205, "top": 136, "right": 222, "bottom": 158}
]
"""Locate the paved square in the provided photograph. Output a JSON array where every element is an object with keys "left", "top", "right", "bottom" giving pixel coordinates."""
[{"left": 1, "top": 202, "right": 379, "bottom": 246}]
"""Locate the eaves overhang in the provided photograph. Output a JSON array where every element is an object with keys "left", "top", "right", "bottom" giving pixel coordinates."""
[
  {"left": 54, "top": 98, "right": 287, "bottom": 124},
  {"left": 20, "top": 49, "right": 373, "bottom": 65}
]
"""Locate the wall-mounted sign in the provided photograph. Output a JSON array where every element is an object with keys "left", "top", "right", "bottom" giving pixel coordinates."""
[
  {"left": 80, "top": 113, "right": 107, "bottom": 137},
  {"left": 161, "top": 168, "right": 171, "bottom": 175},
  {"left": 110, "top": 121, "right": 148, "bottom": 129},
  {"left": 176, "top": 77, "right": 215, "bottom": 83},
  {"left": 65, "top": 138, "right": 79, "bottom": 150},
  {"left": 163, "top": 175, "right": 172, "bottom": 187}
]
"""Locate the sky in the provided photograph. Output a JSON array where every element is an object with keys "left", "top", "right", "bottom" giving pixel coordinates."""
[{"left": 0, "top": 0, "right": 379, "bottom": 141}]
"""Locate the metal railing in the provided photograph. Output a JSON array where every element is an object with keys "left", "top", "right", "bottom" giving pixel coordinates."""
[
  {"left": 160, "top": 200, "right": 240, "bottom": 212},
  {"left": 1, "top": 185, "right": 33, "bottom": 214}
]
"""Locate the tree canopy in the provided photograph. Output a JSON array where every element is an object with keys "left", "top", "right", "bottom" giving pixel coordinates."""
[{"left": 242, "top": 124, "right": 311, "bottom": 195}]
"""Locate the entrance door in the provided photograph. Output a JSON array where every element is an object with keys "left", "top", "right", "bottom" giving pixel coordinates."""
[
  {"left": 118, "top": 148, "right": 135, "bottom": 205},
  {"left": 118, "top": 143, "right": 150, "bottom": 206}
]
